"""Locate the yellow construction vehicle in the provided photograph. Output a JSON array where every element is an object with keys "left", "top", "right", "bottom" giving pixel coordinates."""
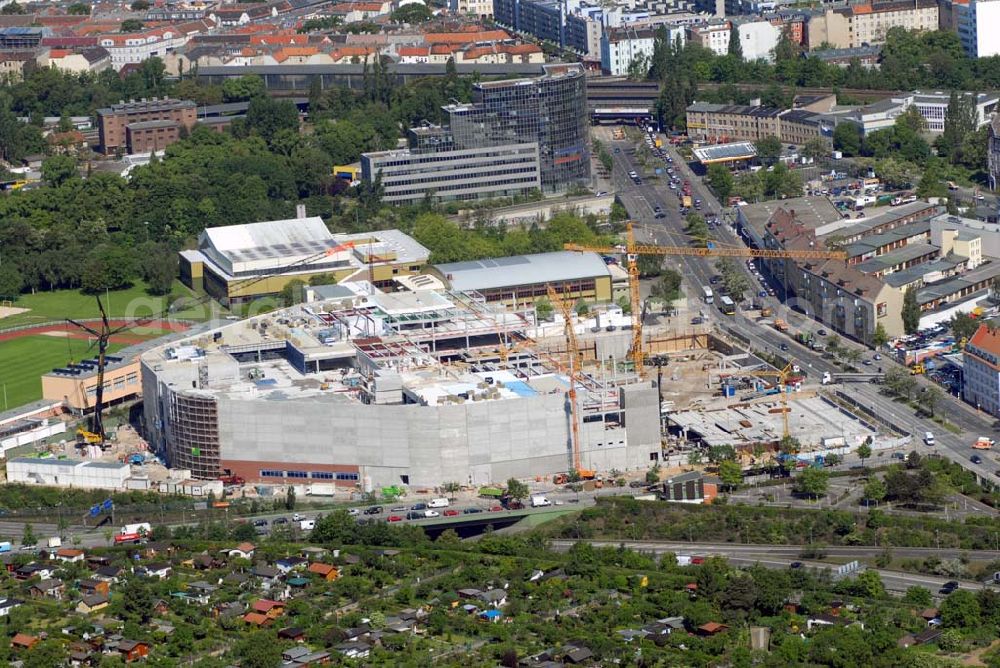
[
  {"left": 76, "top": 428, "right": 102, "bottom": 445},
  {"left": 910, "top": 363, "right": 926, "bottom": 375},
  {"left": 564, "top": 222, "right": 847, "bottom": 376}
]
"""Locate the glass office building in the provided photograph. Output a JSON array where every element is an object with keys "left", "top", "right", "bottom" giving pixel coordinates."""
[{"left": 448, "top": 63, "right": 590, "bottom": 193}]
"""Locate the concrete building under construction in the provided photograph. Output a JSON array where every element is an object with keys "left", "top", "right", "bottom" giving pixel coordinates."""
[{"left": 140, "top": 285, "right": 661, "bottom": 488}]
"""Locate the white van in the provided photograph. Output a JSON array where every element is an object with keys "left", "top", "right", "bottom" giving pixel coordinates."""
[
  {"left": 300, "top": 519, "right": 315, "bottom": 531},
  {"left": 924, "top": 431, "right": 935, "bottom": 446},
  {"left": 531, "top": 495, "right": 552, "bottom": 508},
  {"left": 427, "top": 498, "right": 450, "bottom": 508}
]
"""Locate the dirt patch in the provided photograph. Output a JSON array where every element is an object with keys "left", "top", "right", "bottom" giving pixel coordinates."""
[
  {"left": 0, "top": 306, "right": 29, "bottom": 319},
  {"left": 39, "top": 331, "right": 70, "bottom": 338},
  {"left": 958, "top": 638, "right": 1000, "bottom": 666}
]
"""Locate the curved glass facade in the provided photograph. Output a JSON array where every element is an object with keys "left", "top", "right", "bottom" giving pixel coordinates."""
[
  {"left": 449, "top": 63, "right": 590, "bottom": 192},
  {"left": 167, "top": 391, "right": 222, "bottom": 479}
]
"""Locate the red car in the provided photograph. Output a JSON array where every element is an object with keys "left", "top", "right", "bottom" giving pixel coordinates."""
[
  {"left": 443, "top": 509, "right": 459, "bottom": 517},
  {"left": 489, "top": 505, "right": 503, "bottom": 512},
  {"left": 387, "top": 515, "right": 403, "bottom": 522}
]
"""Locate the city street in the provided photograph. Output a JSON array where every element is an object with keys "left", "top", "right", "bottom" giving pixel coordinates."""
[{"left": 608, "top": 127, "right": 996, "bottom": 484}]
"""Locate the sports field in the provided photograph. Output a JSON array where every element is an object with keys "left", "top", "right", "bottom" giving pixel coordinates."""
[
  {"left": 0, "top": 280, "right": 226, "bottom": 330},
  {"left": 0, "top": 336, "right": 130, "bottom": 411}
]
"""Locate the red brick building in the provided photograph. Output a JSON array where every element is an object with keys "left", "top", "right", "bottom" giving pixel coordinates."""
[{"left": 96, "top": 97, "right": 196, "bottom": 154}]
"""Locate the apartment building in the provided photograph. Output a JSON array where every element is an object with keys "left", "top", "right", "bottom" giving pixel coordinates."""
[
  {"left": 448, "top": 0, "right": 494, "bottom": 18},
  {"left": 963, "top": 323, "right": 1000, "bottom": 416},
  {"left": 96, "top": 98, "right": 197, "bottom": 154},
  {"left": 687, "top": 21, "right": 730, "bottom": 55},
  {"left": 804, "top": 1, "right": 937, "bottom": 50},
  {"left": 602, "top": 27, "right": 655, "bottom": 76},
  {"left": 732, "top": 18, "right": 781, "bottom": 62},
  {"left": 960, "top": 0, "right": 1000, "bottom": 57},
  {"left": 989, "top": 115, "right": 1000, "bottom": 191},
  {"left": 566, "top": 12, "right": 603, "bottom": 59},
  {"left": 98, "top": 20, "right": 213, "bottom": 68}
]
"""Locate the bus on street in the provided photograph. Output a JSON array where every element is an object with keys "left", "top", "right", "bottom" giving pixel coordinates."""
[{"left": 719, "top": 296, "right": 735, "bottom": 315}]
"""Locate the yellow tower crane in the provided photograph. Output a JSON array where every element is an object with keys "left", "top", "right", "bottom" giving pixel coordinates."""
[
  {"left": 564, "top": 222, "right": 847, "bottom": 376},
  {"left": 546, "top": 284, "right": 595, "bottom": 481}
]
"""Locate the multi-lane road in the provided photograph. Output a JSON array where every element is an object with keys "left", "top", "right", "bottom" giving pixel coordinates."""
[
  {"left": 609, "top": 129, "right": 999, "bottom": 484},
  {"left": 551, "top": 539, "right": 993, "bottom": 594}
]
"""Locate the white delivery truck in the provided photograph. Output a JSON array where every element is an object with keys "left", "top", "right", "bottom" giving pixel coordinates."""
[
  {"left": 121, "top": 523, "right": 151, "bottom": 536},
  {"left": 300, "top": 519, "right": 316, "bottom": 531},
  {"left": 427, "top": 498, "right": 450, "bottom": 508},
  {"left": 531, "top": 495, "right": 552, "bottom": 508}
]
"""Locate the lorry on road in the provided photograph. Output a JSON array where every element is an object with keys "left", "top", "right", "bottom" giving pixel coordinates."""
[
  {"left": 0, "top": 542, "right": 12, "bottom": 553},
  {"left": 973, "top": 437, "right": 995, "bottom": 450},
  {"left": 121, "top": 523, "right": 151, "bottom": 536},
  {"left": 531, "top": 495, "right": 552, "bottom": 507},
  {"left": 774, "top": 319, "right": 789, "bottom": 332},
  {"left": 300, "top": 519, "right": 316, "bottom": 531}
]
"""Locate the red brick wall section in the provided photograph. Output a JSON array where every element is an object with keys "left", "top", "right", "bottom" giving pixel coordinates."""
[{"left": 221, "top": 460, "right": 361, "bottom": 486}]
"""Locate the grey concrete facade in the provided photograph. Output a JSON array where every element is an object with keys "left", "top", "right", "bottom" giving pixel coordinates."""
[
  {"left": 361, "top": 142, "right": 541, "bottom": 204},
  {"left": 143, "top": 360, "right": 659, "bottom": 487}
]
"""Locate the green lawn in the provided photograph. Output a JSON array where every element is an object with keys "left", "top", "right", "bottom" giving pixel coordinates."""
[
  {"left": 0, "top": 336, "right": 126, "bottom": 411},
  {"left": 1, "top": 280, "right": 226, "bottom": 330}
]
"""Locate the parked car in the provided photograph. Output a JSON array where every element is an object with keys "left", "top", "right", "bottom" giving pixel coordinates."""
[
  {"left": 443, "top": 509, "right": 459, "bottom": 516},
  {"left": 347, "top": 508, "right": 360, "bottom": 516},
  {"left": 364, "top": 506, "right": 383, "bottom": 515},
  {"left": 410, "top": 502, "right": 427, "bottom": 511},
  {"left": 252, "top": 519, "right": 268, "bottom": 527},
  {"left": 273, "top": 517, "right": 289, "bottom": 525},
  {"left": 462, "top": 508, "right": 484, "bottom": 514},
  {"left": 489, "top": 505, "right": 504, "bottom": 512},
  {"left": 387, "top": 515, "right": 403, "bottom": 522},
  {"left": 292, "top": 513, "right": 303, "bottom": 521},
  {"left": 972, "top": 455, "right": 983, "bottom": 464}
]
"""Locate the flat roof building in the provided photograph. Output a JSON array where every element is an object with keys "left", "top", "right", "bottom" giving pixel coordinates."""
[
  {"left": 140, "top": 288, "right": 660, "bottom": 487},
  {"left": 428, "top": 251, "right": 613, "bottom": 307},
  {"left": 964, "top": 323, "right": 1000, "bottom": 416},
  {"left": 179, "top": 219, "right": 430, "bottom": 305},
  {"left": 96, "top": 97, "right": 197, "bottom": 155}
]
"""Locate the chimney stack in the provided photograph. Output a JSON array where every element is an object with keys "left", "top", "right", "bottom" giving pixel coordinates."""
[{"left": 296, "top": 204, "right": 306, "bottom": 218}]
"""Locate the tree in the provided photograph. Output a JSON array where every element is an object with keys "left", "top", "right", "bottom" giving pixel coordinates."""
[
  {"left": 755, "top": 135, "right": 782, "bottom": 164},
  {"left": 940, "top": 589, "right": 981, "bottom": 628},
  {"left": 119, "top": 575, "right": 154, "bottom": 622},
  {"left": 245, "top": 96, "right": 300, "bottom": 144},
  {"left": 67, "top": 2, "right": 90, "bottom": 14},
  {"left": 856, "top": 443, "right": 872, "bottom": 469},
  {"left": 903, "top": 586, "right": 933, "bottom": 607},
  {"left": 728, "top": 27, "right": 743, "bottom": 60},
  {"left": 391, "top": 2, "right": 431, "bottom": 22},
  {"left": 285, "top": 485, "right": 296, "bottom": 511},
  {"left": 706, "top": 163, "right": 734, "bottom": 202},
  {"left": 21, "top": 640, "right": 67, "bottom": 668},
  {"left": 902, "top": 286, "right": 921, "bottom": 335},
  {"left": 141, "top": 244, "right": 177, "bottom": 296},
  {"left": 535, "top": 298, "right": 553, "bottom": 321},
  {"left": 130, "top": 0, "right": 150, "bottom": 8},
  {"left": 650, "top": 269, "right": 683, "bottom": 302},
  {"left": 872, "top": 323, "right": 889, "bottom": 348},
  {"left": 645, "top": 465, "right": 661, "bottom": 485},
  {"left": 833, "top": 122, "right": 862, "bottom": 156},
  {"left": 687, "top": 450, "right": 704, "bottom": 466},
  {"left": 233, "top": 630, "right": 282, "bottom": 668},
  {"left": 0, "top": 1, "right": 24, "bottom": 13},
  {"left": 0, "top": 264, "right": 23, "bottom": 300},
  {"left": 801, "top": 137, "right": 829, "bottom": 161},
  {"left": 280, "top": 279, "right": 307, "bottom": 306},
  {"left": 21, "top": 523, "right": 35, "bottom": 546},
  {"left": 718, "top": 460, "right": 742, "bottom": 490},
  {"left": 938, "top": 91, "right": 978, "bottom": 164},
  {"left": 918, "top": 386, "right": 942, "bottom": 417},
  {"left": 505, "top": 478, "right": 529, "bottom": 503},
  {"left": 916, "top": 160, "right": 948, "bottom": 199},
  {"left": 81, "top": 246, "right": 137, "bottom": 293},
  {"left": 222, "top": 74, "right": 266, "bottom": 102},
  {"left": 862, "top": 477, "right": 886, "bottom": 504},
  {"left": 41, "top": 155, "right": 78, "bottom": 186},
  {"left": 793, "top": 467, "right": 829, "bottom": 499},
  {"left": 853, "top": 570, "right": 886, "bottom": 599},
  {"left": 120, "top": 18, "right": 144, "bottom": 32},
  {"left": 949, "top": 311, "right": 980, "bottom": 342}
]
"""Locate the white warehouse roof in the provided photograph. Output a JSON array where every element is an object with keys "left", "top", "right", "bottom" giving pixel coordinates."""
[{"left": 433, "top": 251, "right": 610, "bottom": 292}]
